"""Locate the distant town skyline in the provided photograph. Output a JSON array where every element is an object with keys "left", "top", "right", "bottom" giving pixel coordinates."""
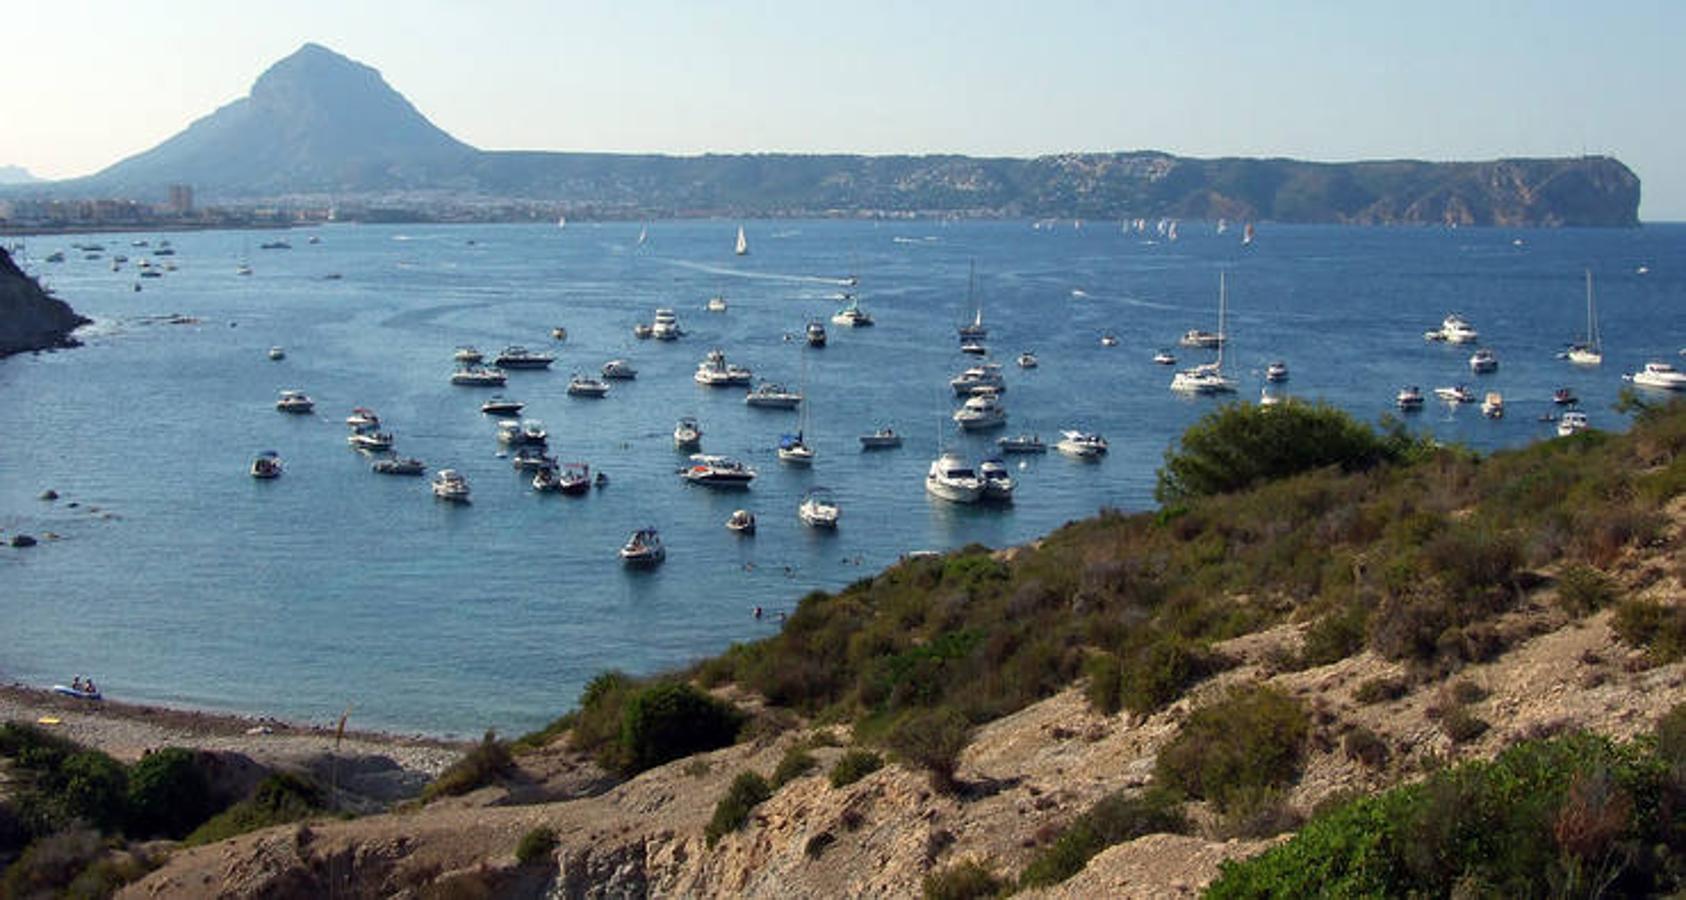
[{"left": 4, "top": 0, "right": 1681, "bottom": 219}]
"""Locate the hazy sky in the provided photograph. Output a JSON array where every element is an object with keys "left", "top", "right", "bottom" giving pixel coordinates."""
[{"left": 3, "top": 0, "right": 1680, "bottom": 218}]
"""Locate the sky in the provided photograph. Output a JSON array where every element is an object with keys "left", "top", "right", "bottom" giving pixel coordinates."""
[{"left": 2, "top": 0, "right": 1681, "bottom": 219}]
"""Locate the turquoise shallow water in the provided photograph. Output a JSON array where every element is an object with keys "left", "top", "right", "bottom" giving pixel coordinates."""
[{"left": 1, "top": 220, "right": 1682, "bottom": 737}]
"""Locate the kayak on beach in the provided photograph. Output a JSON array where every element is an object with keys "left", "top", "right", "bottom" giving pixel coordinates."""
[{"left": 51, "top": 683, "right": 102, "bottom": 701}]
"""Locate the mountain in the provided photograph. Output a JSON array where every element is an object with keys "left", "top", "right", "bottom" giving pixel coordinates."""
[
  {"left": 0, "top": 165, "right": 41, "bottom": 185},
  {"left": 0, "top": 247, "right": 88, "bottom": 356},
  {"left": 63, "top": 44, "right": 1641, "bottom": 227}
]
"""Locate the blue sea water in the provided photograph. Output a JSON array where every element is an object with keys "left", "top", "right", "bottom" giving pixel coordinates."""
[{"left": 1, "top": 220, "right": 1682, "bottom": 737}]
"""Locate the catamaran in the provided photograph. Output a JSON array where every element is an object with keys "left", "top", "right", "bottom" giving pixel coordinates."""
[{"left": 1170, "top": 273, "right": 1238, "bottom": 395}]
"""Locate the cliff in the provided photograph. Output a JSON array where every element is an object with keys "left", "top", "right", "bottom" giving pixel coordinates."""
[{"left": 0, "top": 247, "right": 87, "bottom": 357}]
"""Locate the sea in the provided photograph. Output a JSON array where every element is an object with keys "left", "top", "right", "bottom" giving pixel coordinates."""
[{"left": 1, "top": 219, "right": 1682, "bottom": 738}]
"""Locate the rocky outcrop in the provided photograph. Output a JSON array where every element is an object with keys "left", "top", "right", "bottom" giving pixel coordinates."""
[{"left": 0, "top": 247, "right": 87, "bottom": 357}]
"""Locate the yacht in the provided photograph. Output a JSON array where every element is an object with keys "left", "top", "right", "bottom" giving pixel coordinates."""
[
  {"left": 1170, "top": 362, "right": 1238, "bottom": 395},
  {"left": 1468, "top": 348, "right": 1499, "bottom": 374},
  {"left": 497, "top": 419, "right": 549, "bottom": 446},
  {"left": 953, "top": 390, "right": 1008, "bottom": 431},
  {"left": 1566, "top": 270, "right": 1603, "bottom": 365},
  {"left": 950, "top": 362, "right": 1006, "bottom": 395},
  {"left": 1427, "top": 314, "right": 1480, "bottom": 344},
  {"left": 1396, "top": 386, "right": 1425, "bottom": 410},
  {"left": 806, "top": 320, "right": 827, "bottom": 348},
  {"left": 859, "top": 427, "right": 902, "bottom": 450},
  {"left": 960, "top": 340, "right": 989, "bottom": 356},
  {"left": 1152, "top": 349, "right": 1177, "bottom": 366},
  {"left": 372, "top": 456, "right": 426, "bottom": 476},
  {"left": 1055, "top": 430, "right": 1109, "bottom": 458},
  {"left": 831, "top": 295, "right": 874, "bottom": 327},
  {"left": 601, "top": 359, "right": 638, "bottom": 380},
  {"left": 745, "top": 382, "right": 803, "bottom": 409},
  {"left": 1265, "top": 361, "right": 1290, "bottom": 382},
  {"left": 531, "top": 465, "right": 562, "bottom": 493},
  {"left": 1100, "top": 332, "right": 1120, "bottom": 347},
  {"left": 345, "top": 407, "right": 381, "bottom": 430},
  {"left": 1177, "top": 329, "right": 1223, "bottom": 349},
  {"left": 1482, "top": 392, "right": 1505, "bottom": 419},
  {"left": 348, "top": 430, "right": 394, "bottom": 452},
  {"left": 726, "top": 509, "right": 757, "bottom": 535},
  {"left": 276, "top": 390, "right": 315, "bottom": 414},
  {"left": 798, "top": 487, "right": 841, "bottom": 528},
  {"left": 673, "top": 417, "right": 703, "bottom": 450},
  {"left": 632, "top": 322, "right": 654, "bottom": 340},
  {"left": 567, "top": 374, "right": 611, "bottom": 397},
  {"left": 495, "top": 346, "right": 555, "bottom": 369},
  {"left": 454, "top": 346, "right": 484, "bottom": 365},
  {"left": 651, "top": 308, "right": 682, "bottom": 341},
  {"left": 1016, "top": 351, "right": 1039, "bottom": 369},
  {"left": 1557, "top": 410, "right": 1591, "bottom": 437},
  {"left": 558, "top": 462, "right": 592, "bottom": 495},
  {"left": 619, "top": 528, "right": 666, "bottom": 566},
  {"left": 1629, "top": 361, "right": 1686, "bottom": 391},
  {"left": 250, "top": 451, "right": 283, "bottom": 479},
  {"left": 431, "top": 469, "right": 471, "bottom": 503},
  {"left": 1435, "top": 385, "right": 1477, "bottom": 404},
  {"left": 925, "top": 452, "right": 984, "bottom": 503},
  {"left": 997, "top": 433, "right": 1047, "bottom": 454},
  {"left": 510, "top": 447, "right": 557, "bottom": 471},
  {"left": 1552, "top": 388, "right": 1579, "bottom": 406},
  {"left": 706, "top": 294, "right": 728, "bottom": 313},
  {"left": 451, "top": 366, "right": 507, "bottom": 387},
  {"left": 236, "top": 262, "right": 253, "bottom": 276},
  {"left": 551, "top": 326, "right": 569, "bottom": 341},
  {"left": 480, "top": 395, "right": 524, "bottom": 415},
  {"left": 694, "top": 349, "right": 754, "bottom": 386},
  {"left": 267, "top": 346, "right": 286, "bottom": 361},
  {"left": 682, "top": 454, "right": 757, "bottom": 487},
  {"left": 777, "top": 432, "right": 815, "bottom": 465},
  {"left": 978, "top": 458, "right": 1016, "bottom": 502}
]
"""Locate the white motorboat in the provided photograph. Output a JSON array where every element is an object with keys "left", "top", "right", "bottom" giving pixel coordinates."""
[
  {"left": 1482, "top": 392, "right": 1505, "bottom": 418},
  {"left": 1468, "top": 348, "right": 1499, "bottom": 374},
  {"left": 806, "top": 320, "right": 827, "bottom": 347},
  {"left": 632, "top": 322, "right": 654, "bottom": 340},
  {"left": 551, "top": 326, "right": 569, "bottom": 341},
  {"left": 1055, "top": 430, "right": 1108, "bottom": 458},
  {"left": 682, "top": 454, "right": 757, "bottom": 487},
  {"left": 706, "top": 294, "right": 728, "bottom": 313},
  {"left": 997, "top": 433, "right": 1047, "bottom": 454},
  {"left": 1557, "top": 410, "right": 1591, "bottom": 437},
  {"left": 1629, "top": 361, "right": 1686, "bottom": 391},
  {"left": 798, "top": 487, "right": 841, "bottom": 528},
  {"left": 1565, "top": 270, "right": 1603, "bottom": 365},
  {"left": 531, "top": 465, "right": 562, "bottom": 492},
  {"left": 673, "top": 416, "right": 703, "bottom": 449},
  {"left": 1552, "top": 388, "right": 1579, "bottom": 406},
  {"left": 978, "top": 458, "right": 1015, "bottom": 502},
  {"left": 651, "top": 308, "right": 682, "bottom": 341},
  {"left": 348, "top": 430, "right": 394, "bottom": 452},
  {"left": 925, "top": 452, "right": 984, "bottom": 503},
  {"left": 619, "top": 528, "right": 666, "bottom": 565},
  {"left": 431, "top": 469, "right": 471, "bottom": 503},
  {"left": 250, "top": 450, "right": 283, "bottom": 479},
  {"left": 276, "top": 390, "right": 315, "bottom": 414},
  {"left": 953, "top": 390, "right": 1008, "bottom": 431},
  {"left": 568, "top": 374, "right": 611, "bottom": 397},
  {"left": 1153, "top": 349, "right": 1177, "bottom": 366},
  {"left": 1178, "top": 330, "right": 1224, "bottom": 349},
  {"left": 511, "top": 446, "right": 557, "bottom": 471},
  {"left": 495, "top": 346, "right": 554, "bottom": 369},
  {"left": 267, "top": 346, "right": 286, "bottom": 361},
  {"left": 950, "top": 362, "right": 1006, "bottom": 395},
  {"left": 372, "top": 456, "right": 426, "bottom": 476},
  {"left": 1265, "top": 361, "right": 1289, "bottom": 382},
  {"left": 859, "top": 427, "right": 902, "bottom": 450},
  {"left": 1016, "top": 351, "right": 1038, "bottom": 369},
  {"left": 480, "top": 395, "right": 524, "bottom": 415},
  {"left": 960, "top": 340, "right": 989, "bottom": 356},
  {"left": 454, "top": 345, "right": 484, "bottom": 365},
  {"left": 777, "top": 431, "right": 815, "bottom": 465},
  {"left": 498, "top": 418, "right": 549, "bottom": 446},
  {"left": 451, "top": 366, "right": 507, "bottom": 387},
  {"left": 1100, "top": 332, "right": 1120, "bottom": 347},
  {"left": 726, "top": 509, "right": 757, "bottom": 535},
  {"left": 831, "top": 295, "right": 874, "bottom": 327},
  {"left": 601, "top": 359, "right": 638, "bottom": 379},
  {"left": 558, "top": 461, "right": 592, "bottom": 495},
  {"left": 1259, "top": 387, "right": 1283, "bottom": 407},
  {"left": 1427, "top": 314, "right": 1479, "bottom": 344},
  {"left": 694, "top": 349, "right": 753, "bottom": 386},
  {"left": 345, "top": 407, "right": 381, "bottom": 430},
  {"left": 1397, "top": 386, "right": 1425, "bottom": 410},
  {"left": 745, "top": 382, "right": 803, "bottom": 409},
  {"left": 1435, "top": 385, "right": 1477, "bottom": 404}
]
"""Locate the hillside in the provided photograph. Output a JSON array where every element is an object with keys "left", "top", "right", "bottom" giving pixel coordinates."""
[
  {"left": 40, "top": 44, "right": 1640, "bottom": 226},
  {"left": 0, "top": 247, "right": 87, "bottom": 357},
  {"left": 95, "top": 399, "right": 1686, "bottom": 898}
]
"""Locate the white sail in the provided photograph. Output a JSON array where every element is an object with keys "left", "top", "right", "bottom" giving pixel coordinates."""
[{"left": 735, "top": 226, "right": 749, "bottom": 256}]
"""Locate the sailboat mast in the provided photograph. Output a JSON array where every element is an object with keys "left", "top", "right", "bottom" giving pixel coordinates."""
[
  {"left": 1217, "top": 271, "right": 1227, "bottom": 370},
  {"left": 1586, "top": 269, "right": 1597, "bottom": 349}
]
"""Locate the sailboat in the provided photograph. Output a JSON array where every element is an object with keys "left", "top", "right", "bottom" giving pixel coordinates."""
[
  {"left": 735, "top": 225, "right": 749, "bottom": 256},
  {"left": 636, "top": 224, "right": 648, "bottom": 248},
  {"left": 1170, "top": 272, "right": 1239, "bottom": 395},
  {"left": 1242, "top": 223, "right": 1256, "bottom": 246},
  {"left": 957, "top": 261, "right": 986, "bottom": 340},
  {"left": 1566, "top": 269, "right": 1603, "bottom": 366},
  {"left": 777, "top": 347, "right": 814, "bottom": 465},
  {"left": 557, "top": 215, "right": 566, "bottom": 229}
]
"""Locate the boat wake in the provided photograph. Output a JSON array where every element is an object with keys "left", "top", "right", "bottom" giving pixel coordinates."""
[{"left": 662, "top": 258, "right": 854, "bottom": 286}]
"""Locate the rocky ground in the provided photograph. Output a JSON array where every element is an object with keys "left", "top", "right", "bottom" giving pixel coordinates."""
[{"left": 0, "top": 247, "right": 87, "bottom": 357}]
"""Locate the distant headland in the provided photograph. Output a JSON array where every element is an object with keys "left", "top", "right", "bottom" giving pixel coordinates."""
[{"left": 0, "top": 44, "right": 1642, "bottom": 228}]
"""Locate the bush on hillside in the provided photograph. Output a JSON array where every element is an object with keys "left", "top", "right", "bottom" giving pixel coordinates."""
[
  {"left": 1083, "top": 651, "right": 1124, "bottom": 715},
  {"left": 1155, "top": 402, "right": 1410, "bottom": 503},
  {"left": 886, "top": 707, "right": 973, "bottom": 795},
  {"left": 1155, "top": 686, "right": 1309, "bottom": 812},
  {"left": 185, "top": 771, "right": 323, "bottom": 847},
  {"left": 1555, "top": 564, "right": 1622, "bottom": 617},
  {"left": 1120, "top": 633, "right": 1223, "bottom": 717},
  {"left": 48, "top": 751, "right": 129, "bottom": 834},
  {"left": 704, "top": 771, "right": 772, "bottom": 847},
  {"left": 770, "top": 747, "right": 817, "bottom": 789},
  {"left": 828, "top": 750, "right": 883, "bottom": 788},
  {"left": 618, "top": 682, "right": 744, "bottom": 776},
  {"left": 516, "top": 825, "right": 558, "bottom": 865},
  {"left": 923, "top": 859, "right": 1007, "bottom": 900},
  {"left": 422, "top": 731, "right": 514, "bottom": 801},
  {"left": 1611, "top": 597, "right": 1686, "bottom": 663},
  {"left": 126, "top": 748, "right": 216, "bottom": 839},
  {"left": 1018, "top": 786, "right": 1187, "bottom": 888}
]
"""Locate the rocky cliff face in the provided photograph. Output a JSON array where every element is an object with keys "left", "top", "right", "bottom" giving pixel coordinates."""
[{"left": 0, "top": 248, "right": 87, "bottom": 357}]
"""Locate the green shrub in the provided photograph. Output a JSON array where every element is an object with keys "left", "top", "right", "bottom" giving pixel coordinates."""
[
  {"left": 516, "top": 825, "right": 558, "bottom": 865},
  {"left": 618, "top": 682, "right": 744, "bottom": 775},
  {"left": 1440, "top": 707, "right": 1490, "bottom": 745},
  {"left": 1612, "top": 598, "right": 1686, "bottom": 662},
  {"left": 1155, "top": 686, "right": 1308, "bottom": 812},
  {"left": 185, "top": 772, "right": 323, "bottom": 846},
  {"left": 126, "top": 748, "right": 216, "bottom": 839},
  {"left": 1018, "top": 787, "right": 1187, "bottom": 888},
  {"left": 1217, "top": 786, "right": 1303, "bottom": 840},
  {"left": 1120, "top": 633, "right": 1220, "bottom": 716},
  {"left": 1353, "top": 676, "right": 1408, "bottom": 704},
  {"left": 1342, "top": 727, "right": 1390, "bottom": 769},
  {"left": 0, "top": 722, "right": 81, "bottom": 772},
  {"left": 923, "top": 858, "right": 1007, "bottom": 900},
  {"left": 1555, "top": 564, "right": 1622, "bottom": 617},
  {"left": 828, "top": 750, "right": 883, "bottom": 788},
  {"left": 1083, "top": 651, "right": 1123, "bottom": 715},
  {"left": 1156, "top": 402, "right": 1408, "bottom": 503},
  {"left": 422, "top": 731, "right": 515, "bottom": 801},
  {"left": 886, "top": 707, "right": 972, "bottom": 795},
  {"left": 704, "top": 771, "right": 771, "bottom": 847},
  {"left": 565, "top": 670, "right": 637, "bottom": 762},
  {"left": 51, "top": 751, "right": 129, "bottom": 834},
  {"left": 770, "top": 747, "right": 817, "bottom": 789},
  {"left": 1298, "top": 602, "right": 1369, "bottom": 668},
  {"left": 0, "top": 828, "right": 106, "bottom": 898}
]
